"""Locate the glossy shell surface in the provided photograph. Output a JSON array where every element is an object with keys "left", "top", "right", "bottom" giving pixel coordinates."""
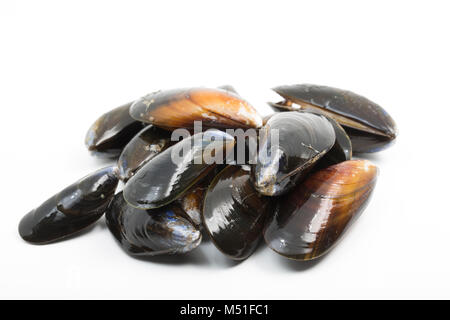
[
  {"left": 272, "top": 84, "right": 398, "bottom": 153},
  {"left": 117, "top": 125, "right": 173, "bottom": 181},
  {"left": 85, "top": 102, "right": 145, "bottom": 158},
  {"left": 203, "top": 166, "right": 272, "bottom": 260},
  {"left": 19, "top": 166, "right": 119, "bottom": 244},
  {"left": 252, "top": 111, "right": 335, "bottom": 196},
  {"left": 123, "top": 130, "right": 235, "bottom": 209},
  {"left": 130, "top": 88, "right": 263, "bottom": 130},
  {"left": 106, "top": 193, "right": 201, "bottom": 256},
  {"left": 264, "top": 160, "right": 378, "bottom": 261}
]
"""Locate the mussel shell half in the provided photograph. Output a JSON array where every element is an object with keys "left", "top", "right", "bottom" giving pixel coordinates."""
[
  {"left": 268, "top": 105, "right": 352, "bottom": 167},
  {"left": 177, "top": 186, "right": 205, "bottom": 229},
  {"left": 129, "top": 87, "right": 263, "bottom": 130},
  {"left": 344, "top": 126, "right": 396, "bottom": 153},
  {"left": 203, "top": 166, "right": 272, "bottom": 260},
  {"left": 117, "top": 125, "right": 173, "bottom": 182},
  {"left": 272, "top": 84, "right": 398, "bottom": 153},
  {"left": 106, "top": 192, "right": 201, "bottom": 256},
  {"left": 176, "top": 166, "right": 224, "bottom": 229},
  {"left": 264, "top": 160, "right": 378, "bottom": 261},
  {"left": 19, "top": 166, "right": 119, "bottom": 244},
  {"left": 85, "top": 102, "right": 146, "bottom": 158},
  {"left": 252, "top": 111, "right": 335, "bottom": 196},
  {"left": 313, "top": 114, "right": 352, "bottom": 169},
  {"left": 123, "top": 130, "right": 235, "bottom": 210}
]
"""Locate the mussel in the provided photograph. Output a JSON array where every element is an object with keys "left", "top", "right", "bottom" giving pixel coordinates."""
[
  {"left": 129, "top": 87, "right": 263, "bottom": 130},
  {"left": 117, "top": 125, "right": 173, "bottom": 181},
  {"left": 252, "top": 111, "right": 335, "bottom": 196},
  {"left": 123, "top": 130, "right": 235, "bottom": 209},
  {"left": 106, "top": 192, "right": 201, "bottom": 256},
  {"left": 315, "top": 115, "right": 352, "bottom": 169},
  {"left": 203, "top": 166, "right": 272, "bottom": 260},
  {"left": 177, "top": 186, "right": 205, "bottom": 229},
  {"left": 271, "top": 84, "right": 398, "bottom": 153},
  {"left": 262, "top": 112, "right": 352, "bottom": 167},
  {"left": 175, "top": 166, "right": 224, "bottom": 229},
  {"left": 85, "top": 102, "right": 145, "bottom": 158},
  {"left": 19, "top": 166, "right": 119, "bottom": 244},
  {"left": 264, "top": 160, "right": 378, "bottom": 261}
]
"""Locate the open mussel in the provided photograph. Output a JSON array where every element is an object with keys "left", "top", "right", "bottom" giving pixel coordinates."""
[
  {"left": 129, "top": 87, "right": 263, "bottom": 130},
  {"left": 271, "top": 84, "right": 398, "bottom": 153},
  {"left": 123, "top": 130, "right": 235, "bottom": 210},
  {"left": 85, "top": 102, "right": 145, "bottom": 158},
  {"left": 203, "top": 166, "right": 272, "bottom": 260},
  {"left": 19, "top": 166, "right": 119, "bottom": 244},
  {"left": 117, "top": 125, "right": 173, "bottom": 181},
  {"left": 106, "top": 192, "right": 201, "bottom": 256},
  {"left": 264, "top": 160, "right": 378, "bottom": 261},
  {"left": 252, "top": 111, "right": 335, "bottom": 196}
]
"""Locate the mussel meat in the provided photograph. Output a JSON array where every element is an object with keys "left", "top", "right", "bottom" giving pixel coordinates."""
[
  {"left": 19, "top": 166, "right": 119, "bottom": 244},
  {"left": 123, "top": 130, "right": 235, "bottom": 209},
  {"left": 85, "top": 102, "right": 145, "bottom": 158},
  {"left": 252, "top": 111, "right": 335, "bottom": 196},
  {"left": 271, "top": 84, "right": 398, "bottom": 153},
  {"left": 106, "top": 192, "right": 201, "bottom": 256},
  {"left": 129, "top": 87, "right": 263, "bottom": 130},
  {"left": 117, "top": 125, "right": 173, "bottom": 181},
  {"left": 264, "top": 160, "right": 378, "bottom": 261},
  {"left": 203, "top": 166, "right": 272, "bottom": 260}
]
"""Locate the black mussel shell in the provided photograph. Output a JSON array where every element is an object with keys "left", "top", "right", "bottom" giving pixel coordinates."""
[
  {"left": 117, "top": 125, "right": 173, "bottom": 182},
  {"left": 106, "top": 192, "right": 201, "bottom": 256},
  {"left": 264, "top": 160, "right": 378, "bottom": 261},
  {"left": 269, "top": 106, "right": 352, "bottom": 167},
  {"left": 314, "top": 114, "right": 352, "bottom": 169},
  {"left": 203, "top": 166, "right": 272, "bottom": 260},
  {"left": 272, "top": 84, "right": 398, "bottom": 153},
  {"left": 129, "top": 87, "right": 263, "bottom": 130},
  {"left": 123, "top": 130, "right": 235, "bottom": 210},
  {"left": 252, "top": 111, "right": 335, "bottom": 196},
  {"left": 85, "top": 102, "right": 145, "bottom": 158},
  {"left": 19, "top": 166, "right": 119, "bottom": 244}
]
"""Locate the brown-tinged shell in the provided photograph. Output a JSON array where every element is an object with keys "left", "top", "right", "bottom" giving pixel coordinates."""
[
  {"left": 272, "top": 84, "right": 398, "bottom": 153},
  {"left": 175, "top": 166, "right": 224, "bottom": 229},
  {"left": 129, "top": 88, "right": 263, "bottom": 130},
  {"left": 264, "top": 160, "right": 378, "bottom": 261}
]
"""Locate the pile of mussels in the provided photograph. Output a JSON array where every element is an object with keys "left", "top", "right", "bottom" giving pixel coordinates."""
[{"left": 18, "top": 84, "right": 397, "bottom": 262}]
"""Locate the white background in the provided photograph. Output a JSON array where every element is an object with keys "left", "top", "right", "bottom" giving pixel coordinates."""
[{"left": 1, "top": 0, "right": 449, "bottom": 299}]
